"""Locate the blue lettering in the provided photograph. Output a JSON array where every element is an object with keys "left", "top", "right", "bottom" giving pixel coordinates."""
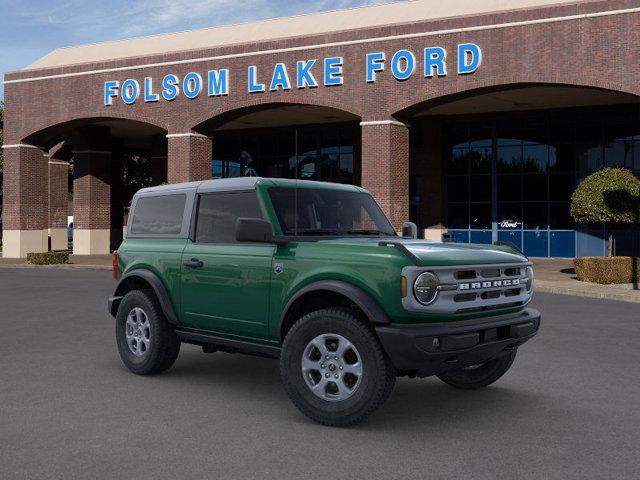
[
  {"left": 457, "top": 43, "right": 482, "bottom": 74},
  {"left": 248, "top": 66, "right": 265, "bottom": 93},
  {"left": 143, "top": 77, "right": 159, "bottom": 102},
  {"left": 324, "top": 57, "right": 343, "bottom": 86},
  {"left": 121, "top": 79, "right": 140, "bottom": 104},
  {"left": 366, "top": 52, "right": 385, "bottom": 82},
  {"left": 103, "top": 80, "right": 119, "bottom": 106},
  {"left": 424, "top": 47, "right": 447, "bottom": 77},
  {"left": 161, "top": 74, "right": 179, "bottom": 101},
  {"left": 296, "top": 60, "right": 318, "bottom": 89},
  {"left": 183, "top": 72, "right": 203, "bottom": 99},
  {"left": 390, "top": 50, "right": 415, "bottom": 81},
  {"left": 208, "top": 69, "right": 229, "bottom": 96},
  {"left": 270, "top": 63, "right": 291, "bottom": 91}
]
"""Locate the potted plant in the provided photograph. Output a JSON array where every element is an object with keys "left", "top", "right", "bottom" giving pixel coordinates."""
[{"left": 570, "top": 168, "right": 640, "bottom": 284}]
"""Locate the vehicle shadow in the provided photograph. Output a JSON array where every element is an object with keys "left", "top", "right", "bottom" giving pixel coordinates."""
[{"left": 153, "top": 346, "right": 542, "bottom": 431}]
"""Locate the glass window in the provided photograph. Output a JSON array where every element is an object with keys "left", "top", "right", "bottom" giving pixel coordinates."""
[
  {"left": 523, "top": 204, "right": 548, "bottom": 229},
  {"left": 523, "top": 145, "right": 548, "bottom": 173},
  {"left": 469, "top": 125, "right": 491, "bottom": 147},
  {"left": 497, "top": 203, "right": 522, "bottom": 229},
  {"left": 604, "top": 140, "right": 632, "bottom": 168},
  {"left": 497, "top": 175, "right": 521, "bottom": 201},
  {"left": 268, "top": 187, "right": 395, "bottom": 236},
  {"left": 195, "top": 192, "right": 263, "bottom": 244},
  {"left": 470, "top": 175, "right": 492, "bottom": 202},
  {"left": 523, "top": 175, "right": 548, "bottom": 202},
  {"left": 447, "top": 177, "right": 469, "bottom": 203},
  {"left": 497, "top": 121, "right": 522, "bottom": 146},
  {"left": 497, "top": 145, "right": 522, "bottom": 173},
  {"left": 523, "top": 121, "right": 548, "bottom": 145},
  {"left": 469, "top": 147, "right": 491, "bottom": 174},
  {"left": 449, "top": 148, "right": 469, "bottom": 174},
  {"left": 549, "top": 144, "right": 575, "bottom": 172},
  {"left": 131, "top": 194, "right": 186, "bottom": 236},
  {"left": 549, "top": 174, "right": 576, "bottom": 201},
  {"left": 550, "top": 202, "right": 573, "bottom": 229},
  {"left": 577, "top": 143, "right": 603, "bottom": 175},
  {"left": 447, "top": 204, "right": 469, "bottom": 229},
  {"left": 470, "top": 203, "right": 492, "bottom": 229}
]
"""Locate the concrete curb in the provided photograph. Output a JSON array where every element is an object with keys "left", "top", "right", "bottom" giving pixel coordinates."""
[
  {"left": 0, "top": 264, "right": 111, "bottom": 271},
  {"left": 535, "top": 280, "right": 640, "bottom": 304}
]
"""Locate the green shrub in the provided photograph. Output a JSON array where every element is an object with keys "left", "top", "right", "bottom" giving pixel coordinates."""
[
  {"left": 574, "top": 256, "right": 640, "bottom": 284},
  {"left": 570, "top": 168, "right": 640, "bottom": 224},
  {"left": 27, "top": 251, "right": 70, "bottom": 265}
]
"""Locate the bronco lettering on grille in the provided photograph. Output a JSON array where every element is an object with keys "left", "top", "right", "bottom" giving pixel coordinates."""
[{"left": 459, "top": 279, "right": 521, "bottom": 290}]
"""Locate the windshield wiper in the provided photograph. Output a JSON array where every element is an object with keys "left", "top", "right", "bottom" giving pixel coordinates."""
[
  {"left": 291, "top": 229, "right": 344, "bottom": 236},
  {"left": 346, "top": 229, "right": 391, "bottom": 236}
]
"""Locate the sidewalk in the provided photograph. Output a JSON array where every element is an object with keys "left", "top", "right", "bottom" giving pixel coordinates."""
[
  {"left": 532, "top": 258, "right": 640, "bottom": 304},
  {"left": 0, "top": 254, "right": 112, "bottom": 271}
]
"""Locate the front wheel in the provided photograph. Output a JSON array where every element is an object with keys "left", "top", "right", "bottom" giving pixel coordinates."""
[
  {"left": 436, "top": 349, "right": 517, "bottom": 389},
  {"left": 280, "top": 308, "right": 396, "bottom": 427}
]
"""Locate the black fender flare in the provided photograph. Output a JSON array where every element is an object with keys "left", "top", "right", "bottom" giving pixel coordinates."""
[
  {"left": 111, "top": 269, "right": 178, "bottom": 324},
  {"left": 279, "top": 280, "right": 392, "bottom": 332}
]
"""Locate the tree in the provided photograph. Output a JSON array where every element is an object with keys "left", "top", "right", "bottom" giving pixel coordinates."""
[{"left": 570, "top": 167, "right": 640, "bottom": 255}]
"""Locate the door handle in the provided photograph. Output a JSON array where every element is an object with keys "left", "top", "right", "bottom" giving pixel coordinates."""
[{"left": 183, "top": 258, "right": 204, "bottom": 269}]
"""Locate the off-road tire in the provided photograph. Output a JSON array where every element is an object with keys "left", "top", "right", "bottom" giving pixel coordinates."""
[
  {"left": 116, "top": 289, "right": 180, "bottom": 375},
  {"left": 280, "top": 308, "right": 396, "bottom": 427},
  {"left": 436, "top": 349, "right": 517, "bottom": 389}
]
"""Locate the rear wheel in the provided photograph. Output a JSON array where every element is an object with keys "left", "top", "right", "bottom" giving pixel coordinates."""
[
  {"left": 280, "top": 308, "right": 395, "bottom": 426},
  {"left": 116, "top": 289, "right": 180, "bottom": 375},
  {"left": 436, "top": 349, "right": 517, "bottom": 389}
]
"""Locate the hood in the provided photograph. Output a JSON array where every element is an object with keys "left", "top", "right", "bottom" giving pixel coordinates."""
[
  {"left": 396, "top": 240, "right": 527, "bottom": 266},
  {"left": 316, "top": 237, "right": 527, "bottom": 267}
]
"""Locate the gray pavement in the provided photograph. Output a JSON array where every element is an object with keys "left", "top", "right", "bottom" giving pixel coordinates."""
[{"left": 1, "top": 268, "right": 639, "bottom": 480}]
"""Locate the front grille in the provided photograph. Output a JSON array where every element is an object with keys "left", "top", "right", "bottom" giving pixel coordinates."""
[{"left": 402, "top": 262, "right": 532, "bottom": 314}]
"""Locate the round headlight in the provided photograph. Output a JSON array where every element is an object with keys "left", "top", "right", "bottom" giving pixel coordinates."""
[
  {"left": 414, "top": 272, "right": 439, "bottom": 305},
  {"left": 525, "top": 266, "right": 534, "bottom": 292}
]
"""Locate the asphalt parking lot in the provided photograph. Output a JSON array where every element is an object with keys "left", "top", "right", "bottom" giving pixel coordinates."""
[{"left": 1, "top": 268, "right": 639, "bottom": 480}]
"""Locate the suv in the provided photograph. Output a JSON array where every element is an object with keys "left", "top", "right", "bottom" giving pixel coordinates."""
[{"left": 109, "top": 177, "right": 540, "bottom": 426}]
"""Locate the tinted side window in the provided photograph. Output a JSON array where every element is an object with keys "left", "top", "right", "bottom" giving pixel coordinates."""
[
  {"left": 130, "top": 194, "right": 186, "bottom": 235},
  {"left": 195, "top": 192, "right": 263, "bottom": 243}
]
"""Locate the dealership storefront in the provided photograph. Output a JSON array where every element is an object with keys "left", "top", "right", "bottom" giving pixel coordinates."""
[{"left": 2, "top": 0, "right": 640, "bottom": 257}]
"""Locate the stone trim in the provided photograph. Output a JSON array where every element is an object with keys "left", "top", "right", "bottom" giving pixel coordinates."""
[
  {"left": 360, "top": 120, "right": 409, "bottom": 128},
  {"left": 166, "top": 133, "right": 211, "bottom": 139},
  {"left": 1, "top": 143, "right": 41, "bottom": 150}
]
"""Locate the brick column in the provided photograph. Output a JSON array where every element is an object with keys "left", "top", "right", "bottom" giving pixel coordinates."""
[
  {"left": 48, "top": 159, "right": 69, "bottom": 251},
  {"left": 72, "top": 154, "right": 111, "bottom": 257},
  {"left": 360, "top": 120, "right": 410, "bottom": 230},
  {"left": 167, "top": 133, "right": 212, "bottom": 183},
  {"left": 1, "top": 144, "right": 49, "bottom": 258},
  {"left": 150, "top": 134, "right": 168, "bottom": 185}
]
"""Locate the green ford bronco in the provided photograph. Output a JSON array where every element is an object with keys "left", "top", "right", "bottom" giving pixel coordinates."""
[{"left": 109, "top": 177, "right": 540, "bottom": 426}]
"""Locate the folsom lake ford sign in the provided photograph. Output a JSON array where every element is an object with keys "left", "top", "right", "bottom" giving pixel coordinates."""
[{"left": 103, "top": 43, "right": 482, "bottom": 106}]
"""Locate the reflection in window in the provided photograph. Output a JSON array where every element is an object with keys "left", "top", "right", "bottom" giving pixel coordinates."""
[{"left": 212, "top": 123, "right": 357, "bottom": 184}]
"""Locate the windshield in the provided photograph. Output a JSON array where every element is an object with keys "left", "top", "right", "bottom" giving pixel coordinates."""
[{"left": 268, "top": 187, "right": 396, "bottom": 237}]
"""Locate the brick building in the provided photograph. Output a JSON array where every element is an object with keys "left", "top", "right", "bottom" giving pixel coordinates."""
[{"left": 3, "top": 0, "right": 640, "bottom": 257}]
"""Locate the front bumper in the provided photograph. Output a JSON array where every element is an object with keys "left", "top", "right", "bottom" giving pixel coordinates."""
[{"left": 376, "top": 308, "right": 540, "bottom": 377}]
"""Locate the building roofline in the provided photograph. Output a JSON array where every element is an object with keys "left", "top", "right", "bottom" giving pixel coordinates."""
[{"left": 19, "top": 0, "right": 595, "bottom": 72}]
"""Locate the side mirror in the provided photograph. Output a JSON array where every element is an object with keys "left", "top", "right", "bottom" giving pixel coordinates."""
[
  {"left": 236, "top": 218, "right": 275, "bottom": 243},
  {"left": 401, "top": 222, "right": 418, "bottom": 239}
]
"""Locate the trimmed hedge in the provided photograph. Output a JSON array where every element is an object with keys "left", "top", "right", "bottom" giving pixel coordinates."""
[
  {"left": 570, "top": 168, "right": 640, "bottom": 224},
  {"left": 27, "top": 251, "right": 70, "bottom": 265},
  {"left": 574, "top": 256, "right": 640, "bottom": 284}
]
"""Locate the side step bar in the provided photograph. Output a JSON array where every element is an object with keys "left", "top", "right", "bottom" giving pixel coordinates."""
[{"left": 175, "top": 328, "right": 281, "bottom": 358}]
